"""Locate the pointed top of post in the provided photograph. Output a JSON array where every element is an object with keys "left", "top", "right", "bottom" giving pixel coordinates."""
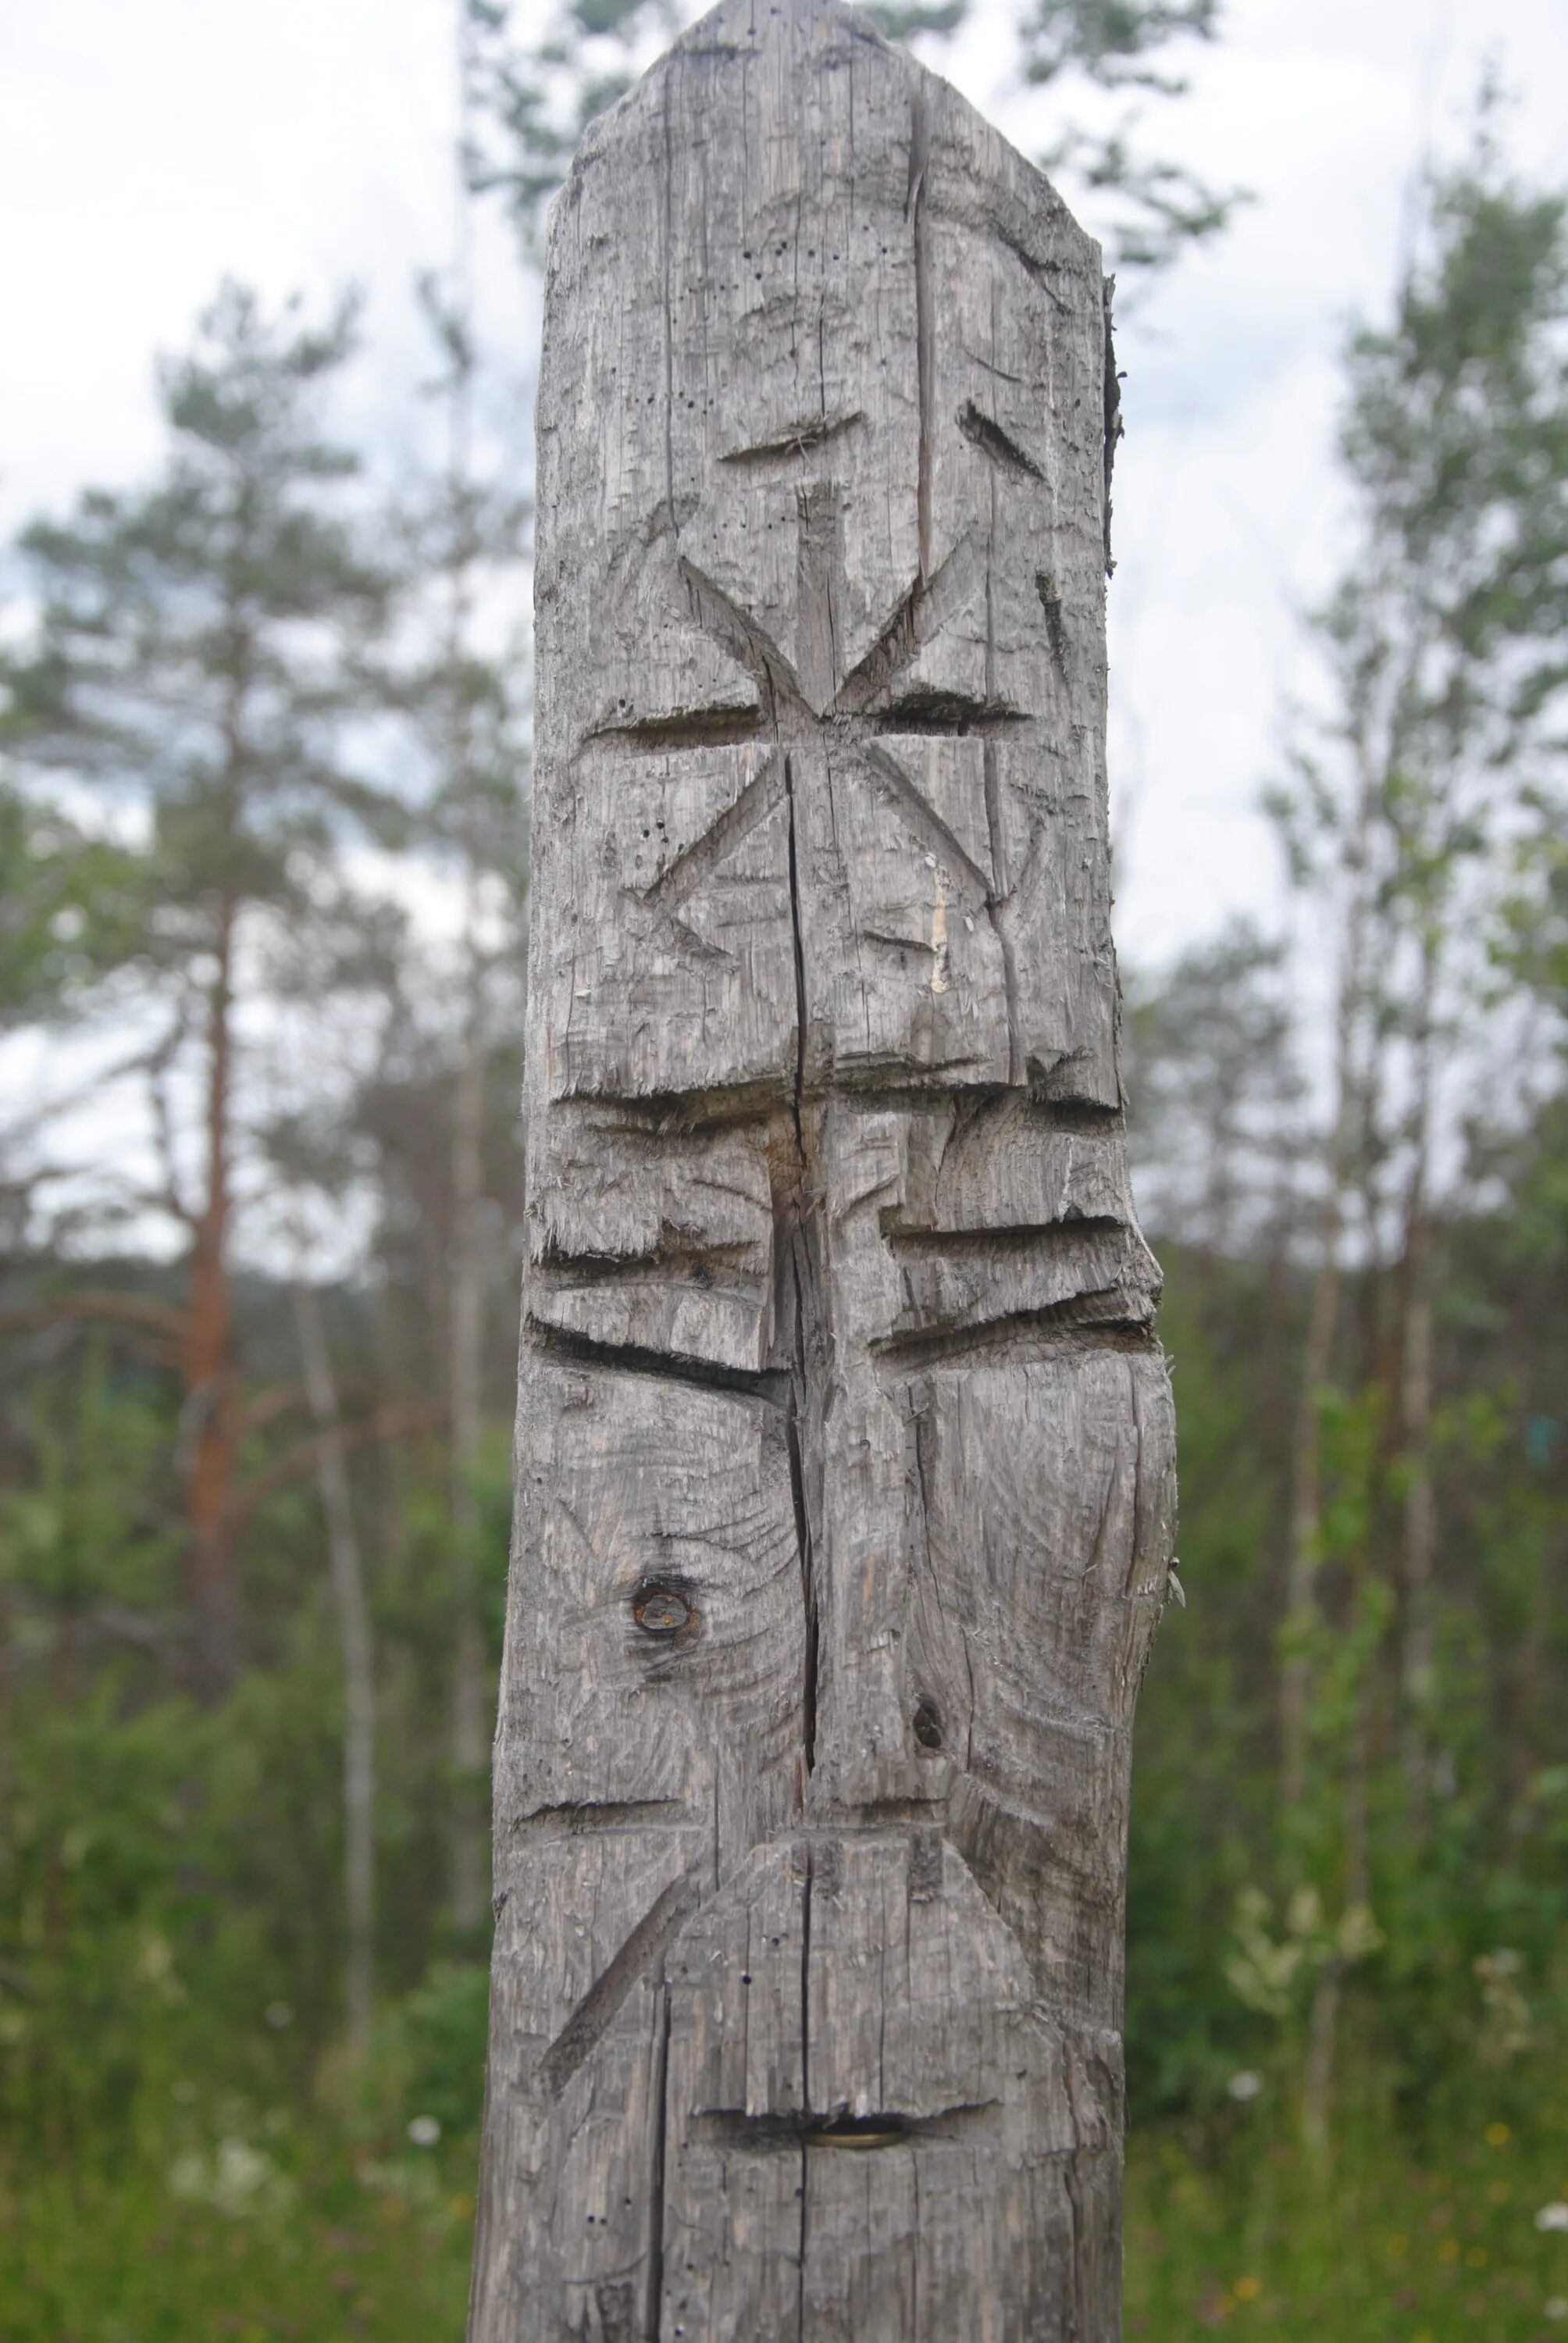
[{"left": 554, "top": 0, "right": 1090, "bottom": 279}]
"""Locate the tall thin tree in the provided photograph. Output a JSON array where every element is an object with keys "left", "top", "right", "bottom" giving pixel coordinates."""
[{"left": 7, "top": 287, "right": 399, "bottom": 1692}]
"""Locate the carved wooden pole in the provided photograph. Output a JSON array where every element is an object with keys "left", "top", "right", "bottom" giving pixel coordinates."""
[{"left": 472, "top": 2, "right": 1176, "bottom": 2334}]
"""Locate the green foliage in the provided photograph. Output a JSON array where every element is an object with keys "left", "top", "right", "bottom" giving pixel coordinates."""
[
  {"left": 1224, "top": 117, "right": 1568, "bottom": 2180},
  {"left": 0, "top": 1326, "right": 507, "bottom": 2338},
  {"left": 1020, "top": 0, "right": 1242, "bottom": 269},
  {"left": 0, "top": 784, "right": 148, "bottom": 1032},
  {"left": 1275, "top": 108, "right": 1567, "bottom": 1004},
  {"left": 1020, "top": 0, "right": 1218, "bottom": 89},
  {"left": 1123, "top": 918, "right": 1303, "bottom": 1250},
  {"left": 360, "top": 1961, "right": 492, "bottom": 2143},
  {"left": 463, "top": 0, "right": 670, "bottom": 253},
  {"left": 859, "top": 1, "right": 968, "bottom": 35}
]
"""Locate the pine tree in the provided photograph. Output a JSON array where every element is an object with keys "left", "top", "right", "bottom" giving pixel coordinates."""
[{"left": 6, "top": 284, "right": 401, "bottom": 1693}]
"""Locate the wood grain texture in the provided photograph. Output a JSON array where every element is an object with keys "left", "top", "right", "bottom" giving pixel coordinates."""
[{"left": 472, "top": 2, "right": 1176, "bottom": 2334}]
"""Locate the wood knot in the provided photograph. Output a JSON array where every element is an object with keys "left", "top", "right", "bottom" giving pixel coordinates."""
[{"left": 633, "top": 1583, "right": 692, "bottom": 1636}]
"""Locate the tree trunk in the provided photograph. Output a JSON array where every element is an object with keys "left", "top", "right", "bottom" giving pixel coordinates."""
[
  {"left": 471, "top": 5, "right": 1176, "bottom": 2334},
  {"left": 1398, "top": 937, "right": 1439, "bottom": 1810},
  {"left": 1280, "top": 758, "right": 1375, "bottom": 1805},
  {"left": 184, "top": 896, "right": 238, "bottom": 1696},
  {"left": 1281, "top": 1243, "right": 1338, "bottom": 1806},
  {"left": 449, "top": 937, "right": 490, "bottom": 1938},
  {"left": 293, "top": 1282, "right": 377, "bottom": 2058}
]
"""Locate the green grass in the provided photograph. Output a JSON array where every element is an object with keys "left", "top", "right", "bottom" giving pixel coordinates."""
[
  {"left": 1125, "top": 2111, "right": 1568, "bottom": 2341},
  {"left": 0, "top": 2129, "right": 474, "bottom": 2343}
]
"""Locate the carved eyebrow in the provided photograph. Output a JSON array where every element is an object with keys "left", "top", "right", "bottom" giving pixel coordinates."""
[
  {"left": 580, "top": 704, "right": 764, "bottom": 753},
  {"left": 874, "top": 692, "right": 1028, "bottom": 736},
  {"left": 718, "top": 409, "right": 865, "bottom": 465},
  {"left": 957, "top": 399, "right": 1045, "bottom": 482}
]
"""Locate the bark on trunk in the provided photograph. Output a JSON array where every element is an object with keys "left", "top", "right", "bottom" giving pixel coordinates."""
[
  {"left": 293, "top": 1282, "right": 377, "bottom": 2057},
  {"left": 472, "top": 5, "right": 1176, "bottom": 2333}
]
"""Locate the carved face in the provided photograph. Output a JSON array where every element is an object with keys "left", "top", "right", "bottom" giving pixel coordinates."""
[{"left": 476, "top": 5, "right": 1176, "bottom": 2338}]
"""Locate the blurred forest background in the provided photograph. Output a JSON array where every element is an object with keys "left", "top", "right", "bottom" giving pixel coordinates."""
[{"left": 1, "top": 2, "right": 1564, "bottom": 2338}]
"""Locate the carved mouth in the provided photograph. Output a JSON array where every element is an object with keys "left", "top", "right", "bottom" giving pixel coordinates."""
[
  {"left": 807, "top": 2116, "right": 913, "bottom": 2151},
  {"left": 690, "top": 2104, "right": 998, "bottom": 2152}
]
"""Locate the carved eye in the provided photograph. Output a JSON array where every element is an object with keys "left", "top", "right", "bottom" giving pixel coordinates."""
[
  {"left": 911, "top": 1698, "right": 944, "bottom": 1753},
  {"left": 633, "top": 1585, "right": 691, "bottom": 1636}
]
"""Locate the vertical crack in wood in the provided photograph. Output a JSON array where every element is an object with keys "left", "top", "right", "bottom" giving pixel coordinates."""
[
  {"left": 645, "top": 1982, "right": 672, "bottom": 2342},
  {"left": 1065, "top": 2153, "right": 1085, "bottom": 2343},
  {"left": 1102, "top": 276, "right": 1121, "bottom": 579},
  {"left": 786, "top": 1378, "right": 820, "bottom": 1778},
  {"left": 981, "top": 490, "right": 1023, "bottom": 1084},
  {"left": 796, "top": 1840, "right": 814, "bottom": 2341},
  {"left": 661, "top": 71, "right": 677, "bottom": 520},
  {"left": 910, "top": 1392, "right": 975, "bottom": 1771},
  {"left": 907, "top": 87, "right": 934, "bottom": 584},
  {"left": 782, "top": 751, "right": 820, "bottom": 1778}
]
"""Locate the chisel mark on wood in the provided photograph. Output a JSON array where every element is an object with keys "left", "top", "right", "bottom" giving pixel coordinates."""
[
  {"left": 720, "top": 411, "right": 865, "bottom": 465},
  {"left": 958, "top": 399, "right": 1045, "bottom": 480},
  {"left": 882, "top": 1215, "right": 1126, "bottom": 1256},
  {"left": 527, "top": 1316, "right": 791, "bottom": 1407},
  {"left": 872, "top": 1297, "right": 1157, "bottom": 1372},
  {"left": 537, "top": 1871, "right": 700, "bottom": 2102},
  {"left": 510, "top": 1799, "right": 696, "bottom": 1840},
  {"left": 637, "top": 754, "right": 787, "bottom": 915},
  {"left": 647, "top": 1985, "right": 672, "bottom": 2341},
  {"left": 584, "top": 706, "right": 764, "bottom": 752}
]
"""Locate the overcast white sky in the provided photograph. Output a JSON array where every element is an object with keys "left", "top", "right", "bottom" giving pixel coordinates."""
[{"left": 3, "top": 0, "right": 1566, "bottom": 970}]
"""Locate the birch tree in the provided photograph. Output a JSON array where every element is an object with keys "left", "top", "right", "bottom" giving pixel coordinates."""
[{"left": 1266, "top": 104, "right": 1568, "bottom": 2142}]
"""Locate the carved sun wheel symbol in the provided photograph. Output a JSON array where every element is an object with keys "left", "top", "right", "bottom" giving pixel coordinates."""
[{"left": 587, "top": 476, "right": 1031, "bottom": 1086}]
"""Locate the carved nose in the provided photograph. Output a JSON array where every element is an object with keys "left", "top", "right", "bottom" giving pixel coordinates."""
[{"left": 912, "top": 1696, "right": 944, "bottom": 1752}]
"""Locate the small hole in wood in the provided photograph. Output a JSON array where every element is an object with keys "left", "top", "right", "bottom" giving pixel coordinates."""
[
  {"left": 912, "top": 1698, "right": 943, "bottom": 1753},
  {"left": 633, "top": 1584, "right": 691, "bottom": 1637}
]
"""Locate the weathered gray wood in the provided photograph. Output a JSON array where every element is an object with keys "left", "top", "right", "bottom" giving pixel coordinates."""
[{"left": 472, "top": 2, "right": 1176, "bottom": 2334}]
